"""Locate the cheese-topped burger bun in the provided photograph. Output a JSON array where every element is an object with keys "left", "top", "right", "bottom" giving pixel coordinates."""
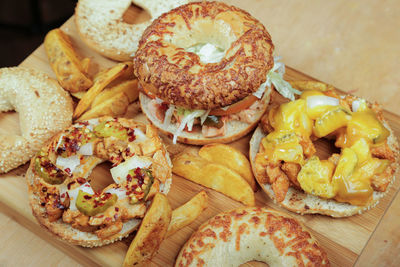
[
  {"left": 250, "top": 84, "right": 399, "bottom": 217},
  {"left": 134, "top": 1, "right": 298, "bottom": 145}
]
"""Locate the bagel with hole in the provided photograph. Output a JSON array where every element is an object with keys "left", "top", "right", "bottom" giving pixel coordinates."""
[
  {"left": 75, "top": 0, "right": 191, "bottom": 61},
  {"left": 175, "top": 206, "right": 330, "bottom": 266},
  {"left": 26, "top": 117, "right": 172, "bottom": 247},
  {"left": 249, "top": 84, "right": 399, "bottom": 217},
  {"left": 134, "top": 1, "right": 300, "bottom": 145},
  {"left": 0, "top": 67, "right": 73, "bottom": 173}
]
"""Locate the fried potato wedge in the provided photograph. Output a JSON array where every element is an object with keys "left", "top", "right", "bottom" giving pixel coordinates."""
[
  {"left": 77, "top": 91, "right": 129, "bottom": 121},
  {"left": 93, "top": 61, "right": 134, "bottom": 86},
  {"left": 44, "top": 28, "right": 92, "bottom": 93},
  {"left": 123, "top": 193, "right": 172, "bottom": 267},
  {"left": 166, "top": 191, "right": 208, "bottom": 238},
  {"left": 91, "top": 79, "right": 139, "bottom": 107},
  {"left": 289, "top": 80, "right": 334, "bottom": 92},
  {"left": 172, "top": 153, "right": 255, "bottom": 206},
  {"left": 198, "top": 144, "right": 256, "bottom": 191},
  {"left": 73, "top": 62, "right": 129, "bottom": 119}
]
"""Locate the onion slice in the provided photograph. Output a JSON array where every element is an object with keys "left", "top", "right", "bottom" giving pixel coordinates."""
[
  {"left": 110, "top": 155, "right": 152, "bottom": 184},
  {"left": 67, "top": 182, "right": 94, "bottom": 211},
  {"left": 307, "top": 95, "right": 339, "bottom": 109},
  {"left": 56, "top": 155, "right": 81, "bottom": 174}
]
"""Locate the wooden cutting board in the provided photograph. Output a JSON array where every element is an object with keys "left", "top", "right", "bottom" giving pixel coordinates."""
[{"left": 1, "top": 6, "right": 399, "bottom": 267}]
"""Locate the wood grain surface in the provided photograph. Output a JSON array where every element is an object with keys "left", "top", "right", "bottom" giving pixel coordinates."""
[{"left": 1, "top": 1, "right": 399, "bottom": 266}]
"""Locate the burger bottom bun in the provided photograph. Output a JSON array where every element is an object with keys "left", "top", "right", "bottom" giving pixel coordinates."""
[
  {"left": 139, "top": 90, "right": 270, "bottom": 145},
  {"left": 249, "top": 125, "right": 399, "bottom": 217}
]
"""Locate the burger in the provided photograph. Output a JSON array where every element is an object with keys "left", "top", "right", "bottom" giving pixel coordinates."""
[{"left": 133, "top": 1, "right": 299, "bottom": 144}]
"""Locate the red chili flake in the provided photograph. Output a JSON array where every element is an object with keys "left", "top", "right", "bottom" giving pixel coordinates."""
[
  {"left": 127, "top": 174, "right": 132, "bottom": 182},
  {"left": 160, "top": 102, "right": 169, "bottom": 112},
  {"left": 134, "top": 167, "right": 144, "bottom": 186},
  {"left": 60, "top": 193, "right": 66, "bottom": 198},
  {"left": 77, "top": 177, "right": 86, "bottom": 184},
  {"left": 67, "top": 181, "right": 76, "bottom": 190},
  {"left": 127, "top": 129, "right": 136, "bottom": 142},
  {"left": 83, "top": 195, "right": 92, "bottom": 200},
  {"left": 64, "top": 168, "right": 71, "bottom": 174}
]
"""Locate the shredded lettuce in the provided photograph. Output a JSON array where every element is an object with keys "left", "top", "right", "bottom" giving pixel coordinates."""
[
  {"left": 173, "top": 109, "right": 208, "bottom": 144},
  {"left": 186, "top": 43, "right": 225, "bottom": 63},
  {"left": 267, "top": 57, "right": 301, "bottom": 101},
  {"left": 163, "top": 104, "right": 175, "bottom": 128},
  {"left": 254, "top": 56, "right": 301, "bottom": 101}
]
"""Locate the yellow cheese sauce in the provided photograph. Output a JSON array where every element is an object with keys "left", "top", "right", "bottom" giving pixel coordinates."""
[{"left": 260, "top": 89, "right": 392, "bottom": 205}]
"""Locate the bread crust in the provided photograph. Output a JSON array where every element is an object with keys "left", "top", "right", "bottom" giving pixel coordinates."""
[
  {"left": 133, "top": 1, "right": 274, "bottom": 110},
  {"left": 175, "top": 206, "right": 330, "bottom": 266},
  {"left": 26, "top": 118, "right": 172, "bottom": 247},
  {"left": 249, "top": 97, "right": 399, "bottom": 217},
  {"left": 75, "top": 0, "right": 191, "bottom": 61},
  {"left": 139, "top": 90, "right": 270, "bottom": 145},
  {"left": 0, "top": 67, "right": 73, "bottom": 173}
]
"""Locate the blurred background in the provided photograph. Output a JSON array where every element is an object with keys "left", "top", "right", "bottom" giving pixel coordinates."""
[{"left": 0, "top": 0, "right": 76, "bottom": 67}]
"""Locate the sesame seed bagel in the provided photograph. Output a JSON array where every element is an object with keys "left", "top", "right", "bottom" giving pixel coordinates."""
[
  {"left": 249, "top": 93, "right": 399, "bottom": 217},
  {"left": 26, "top": 117, "right": 172, "bottom": 247},
  {"left": 75, "top": 0, "right": 191, "bottom": 61},
  {"left": 0, "top": 67, "right": 73, "bottom": 173},
  {"left": 133, "top": 1, "right": 274, "bottom": 110},
  {"left": 175, "top": 207, "right": 330, "bottom": 266}
]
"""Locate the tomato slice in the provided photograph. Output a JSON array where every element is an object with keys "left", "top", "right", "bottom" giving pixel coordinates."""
[{"left": 209, "top": 95, "right": 258, "bottom": 116}]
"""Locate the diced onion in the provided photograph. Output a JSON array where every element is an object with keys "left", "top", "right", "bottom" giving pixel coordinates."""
[
  {"left": 56, "top": 155, "right": 81, "bottom": 174},
  {"left": 110, "top": 155, "right": 152, "bottom": 184},
  {"left": 155, "top": 97, "right": 164, "bottom": 104},
  {"left": 105, "top": 187, "right": 128, "bottom": 200},
  {"left": 134, "top": 128, "right": 148, "bottom": 143},
  {"left": 307, "top": 95, "right": 339, "bottom": 109},
  {"left": 68, "top": 182, "right": 94, "bottom": 211},
  {"left": 59, "top": 184, "right": 68, "bottom": 203},
  {"left": 352, "top": 99, "right": 364, "bottom": 112},
  {"left": 78, "top": 142, "right": 93, "bottom": 156}
]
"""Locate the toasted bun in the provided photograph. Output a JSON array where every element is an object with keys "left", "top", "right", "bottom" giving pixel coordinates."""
[
  {"left": 250, "top": 117, "right": 399, "bottom": 217},
  {"left": 0, "top": 67, "right": 73, "bottom": 173},
  {"left": 75, "top": 0, "right": 191, "bottom": 61},
  {"left": 133, "top": 1, "right": 274, "bottom": 110},
  {"left": 27, "top": 162, "right": 141, "bottom": 247},
  {"left": 175, "top": 206, "right": 329, "bottom": 266},
  {"left": 26, "top": 118, "right": 172, "bottom": 247},
  {"left": 139, "top": 90, "right": 270, "bottom": 145}
]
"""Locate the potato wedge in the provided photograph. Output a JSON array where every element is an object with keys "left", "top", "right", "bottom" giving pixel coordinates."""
[
  {"left": 93, "top": 61, "right": 134, "bottom": 86},
  {"left": 289, "top": 81, "right": 334, "bottom": 92},
  {"left": 166, "top": 191, "right": 208, "bottom": 238},
  {"left": 91, "top": 79, "right": 139, "bottom": 107},
  {"left": 77, "top": 91, "right": 129, "bottom": 121},
  {"left": 172, "top": 153, "right": 255, "bottom": 206},
  {"left": 73, "top": 62, "right": 129, "bottom": 119},
  {"left": 70, "top": 91, "right": 86, "bottom": 99},
  {"left": 198, "top": 144, "right": 256, "bottom": 191},
  {"left": 123, "top": 193, "right": 172, "bottom": 267},
  {"left": 44, "top": 28, "right": 92, "bottom": 93}
]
